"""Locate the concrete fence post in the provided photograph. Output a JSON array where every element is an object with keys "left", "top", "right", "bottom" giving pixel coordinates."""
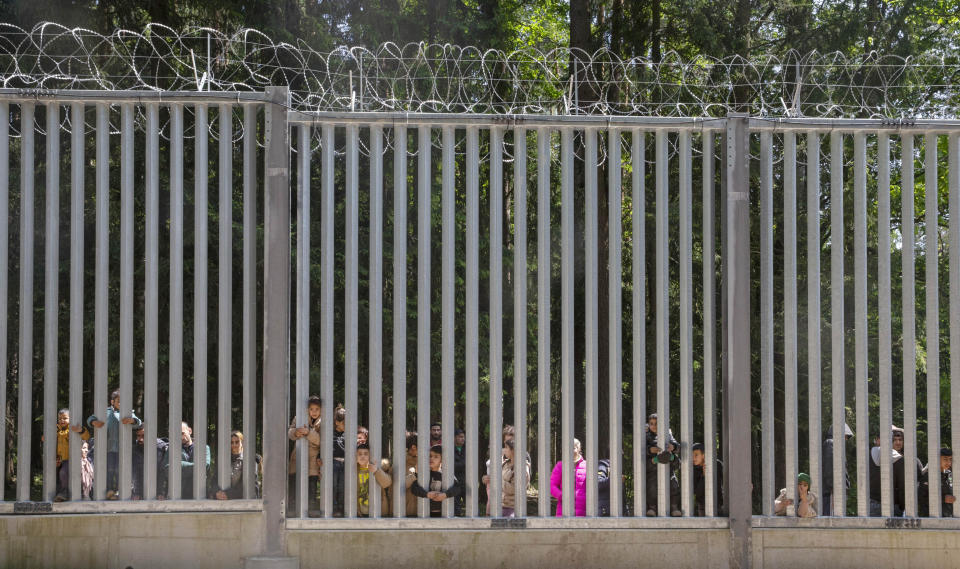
[
  {"left": 724, "top": 113, "right": 752, "bottom": 569},
  {"left": 245, "top": 86, "right": 298, "bottom": 569}
]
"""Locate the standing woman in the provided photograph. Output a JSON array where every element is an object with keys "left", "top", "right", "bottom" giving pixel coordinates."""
[{"left": 550, "top": 438, "right": 587, "bottom": 516}]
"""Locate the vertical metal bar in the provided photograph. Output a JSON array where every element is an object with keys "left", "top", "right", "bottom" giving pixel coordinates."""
[
  {"left": 608, "top": 128, "right": 623, "bottom": 518},
  {"left": 490, "top": 126, "right": 505, "bottom": 518},
  {"left": 760, "top": 130, "right": 774, "bottom": 517},
  {"left": 441, "top": 125, "right": 455, "bottom": 518},
  {"left": 345, "top": 124, "right": 360, "bottom": 518},
  {"left": 560, "top": 127, "right": 575, "bottom": 517},
  {"left": 466, "top": 126, "right": 480, "bottom": 517},
  {"left": 218, "top": 104, "right": 233, "bottom": 496},
  {"left": 0, "top": 101, "right": 7, "bottom": 503},
  {"left": 830, "top": 130, "right": 845, "bottom": 517},
  {"left": 654, "top": 129, "right": 669, "bottom": 517},
  {"left": 950, "top": 133, "right": 960, "bottom": 519},
  {"left": 513, "top": 126, "right": 528, "bottom": 519},
  {"left": 784, "top": 131, "right": 799, "bottom": 517},
  {"left": 584, "top": 127, "right": 599, "bottom": 517},
  {"left": 119, "top": 104, "right": 135, "bottom": 501},
  {"left": 193, "top": 103, "right": 209, "bottom": 501},
  {"left": 878, "top": 133, "right": 894, "bottom": 517},
  {"left": 903, "top": 134, "right": 918, "bottom": 517},
  {"left": 17, "top": 102, "right": 35, "bottom": 503},
  {"left": 536, "top": 127, "right": 552, "bottom": 517},
  {"left": 295, "top": 124, "right": 311, "bottom": 518},
  {"left": 806, "top": 132, "right": 822, "bottom": 503},
  {"left": 262, "top": 85, "right": 291, "bottom": 556},
  {"left": 369, "top": 124, "right": 384, "bottom": 518},
  {"left": 702, "top": 131, "right": 716, "bottom": 517},
  {"left": 632, "top": 130, "right": 646, "bottom": 517},
  {"left": 70, "top": 103, "right": 87, "bottom": 500},
  {"left": 416, "top": 124, "right": 431, "bottom": 518},
  {"left": 948, "top": 134, "right": 960, "bottom": 517},
  {"left": 168, "top": 103, "right": 184, "bottom": 500},
  {"left": 321, "top": 124, "right": 335, "bottom": 517},
  {"left": 679, "top": 129, "right": 693, "bottom": 517},
  {"left": 242, "top": 103, "right": 258, "bottom": 499},
  {"left": 93, "top": 102, "right": 110, "bottom": 500},
  {"left": 144, "top": 103, "right": 159, "bottom": 500},
  {"left": 392, "top": 125, "right": 408, "bottom": 518},
  {"left": 925, "top": 132, "right": 941, "bottom": 517},
  {"left": 853, "top": 131, "right": 869, "bottom": 517},
  {"left": 69, "top": 103, "right": 87, "bottom": 499},
  {"left": 724, "top": 114, "right": 751, "bottom": 569},
  {"left": 42, "top": 103, "right": 59, "bottom": 502}
]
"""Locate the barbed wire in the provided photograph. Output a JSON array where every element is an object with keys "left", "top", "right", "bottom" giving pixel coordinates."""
[{"left": 2, "top": 22, "right": 960, "bottom": 119}]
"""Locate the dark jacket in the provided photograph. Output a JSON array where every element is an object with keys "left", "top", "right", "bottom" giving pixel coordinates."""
[
  {"left": 411, "top": 470, "right": 463, "bottom": 517},
  {"left": 919, "top": 465, "right": 953, "bottom": 517},
  {"left": 597, "top": 459, "right": 611, "bottom": 516},
  {"left": 693, "top": 458, "right": 724, "bottom": 516},
  {"left": 454, "top": 445, "right": 466, "bottom": 484},
  {"left": 645, "top": 428, "right": 679, "bottom": 473},
  {"left": 868, "top": 447, "right": 906, "bottom": 513},
  {"left": 213, "top": 453, "right": 262, "bottom": 499},
  {"left": 161, "top": 440, "right": 212, "bottom": 499},
  {"left": 332, "top": 428, "right": 346, "bottom": 460},
  {"left": 597, "top": 458, "right": 630, "bottom": 516},
  {"left": 821, "top": 437, "right": 848, "bottom": 497},
  {"left": 132, "top": 437, "right": 169, "bottom": 498}
]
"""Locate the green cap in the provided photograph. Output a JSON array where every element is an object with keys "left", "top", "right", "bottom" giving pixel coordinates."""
[{"left": 798, "top": 472, "right": 811, "bottom": 485}]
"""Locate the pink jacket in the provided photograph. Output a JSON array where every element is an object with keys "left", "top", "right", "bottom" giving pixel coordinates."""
[{"left": 550, "top": 458, "right": 586, "bottom": 516}]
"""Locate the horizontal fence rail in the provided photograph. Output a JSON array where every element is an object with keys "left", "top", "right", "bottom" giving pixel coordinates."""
[{"left": 2, "top": 90, "right": 960, "bottom": 529}]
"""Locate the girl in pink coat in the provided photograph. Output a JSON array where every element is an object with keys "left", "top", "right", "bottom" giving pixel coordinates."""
[{"left": 550, "top": 438, "right": 586, "bottom": 516}]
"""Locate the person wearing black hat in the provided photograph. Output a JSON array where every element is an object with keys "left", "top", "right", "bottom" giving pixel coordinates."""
[{"left": 920, "top": 447, "right": 954, "bottom": 517}]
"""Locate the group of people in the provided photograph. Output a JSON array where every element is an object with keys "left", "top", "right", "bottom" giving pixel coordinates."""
[
  {"left": 821, "top": 423, "right": 954, "bottom": 518},
  {"left": 52, "top": 390, "right": 259, "bottom": 502},
  {"left": 286, "top": 402, "right": 725, "bottom": 518},
  {"left": 49, "top": 391, "right": 955, "bottom": 520},
  {"left": 548, "top": 413, "right": 723, "bottom": 518}
]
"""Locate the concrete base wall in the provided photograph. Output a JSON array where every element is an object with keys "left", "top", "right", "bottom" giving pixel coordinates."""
[
  {"left": 5, "top": 514, "right": 960, "bottom": 569},
  {"left": 0, "top": 512, "right": 263, "bottom": 569},
  {"left": 752, "top": 528, "right": 960, "bottom": 569},
  {"left": 288, "top": 528, "right": 731, "bottom": 569}
]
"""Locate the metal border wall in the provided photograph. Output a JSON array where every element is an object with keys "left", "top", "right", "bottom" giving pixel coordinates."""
[{"left": 8, "top": 89, "right": 960, "bottom": 569}]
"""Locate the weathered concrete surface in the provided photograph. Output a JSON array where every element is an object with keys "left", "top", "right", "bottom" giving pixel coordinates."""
[
  {"left": 752, "top": 528, "right": 960, "bottom": 569},
  {"left": 7, "top": 515, "right": 960, "bottom": 569},
  {"left": 287, "top": 528, "right": 731, "bottom": 569},
  {"left": 0, "top": 512, "right": 263, "bottom": 569}
]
